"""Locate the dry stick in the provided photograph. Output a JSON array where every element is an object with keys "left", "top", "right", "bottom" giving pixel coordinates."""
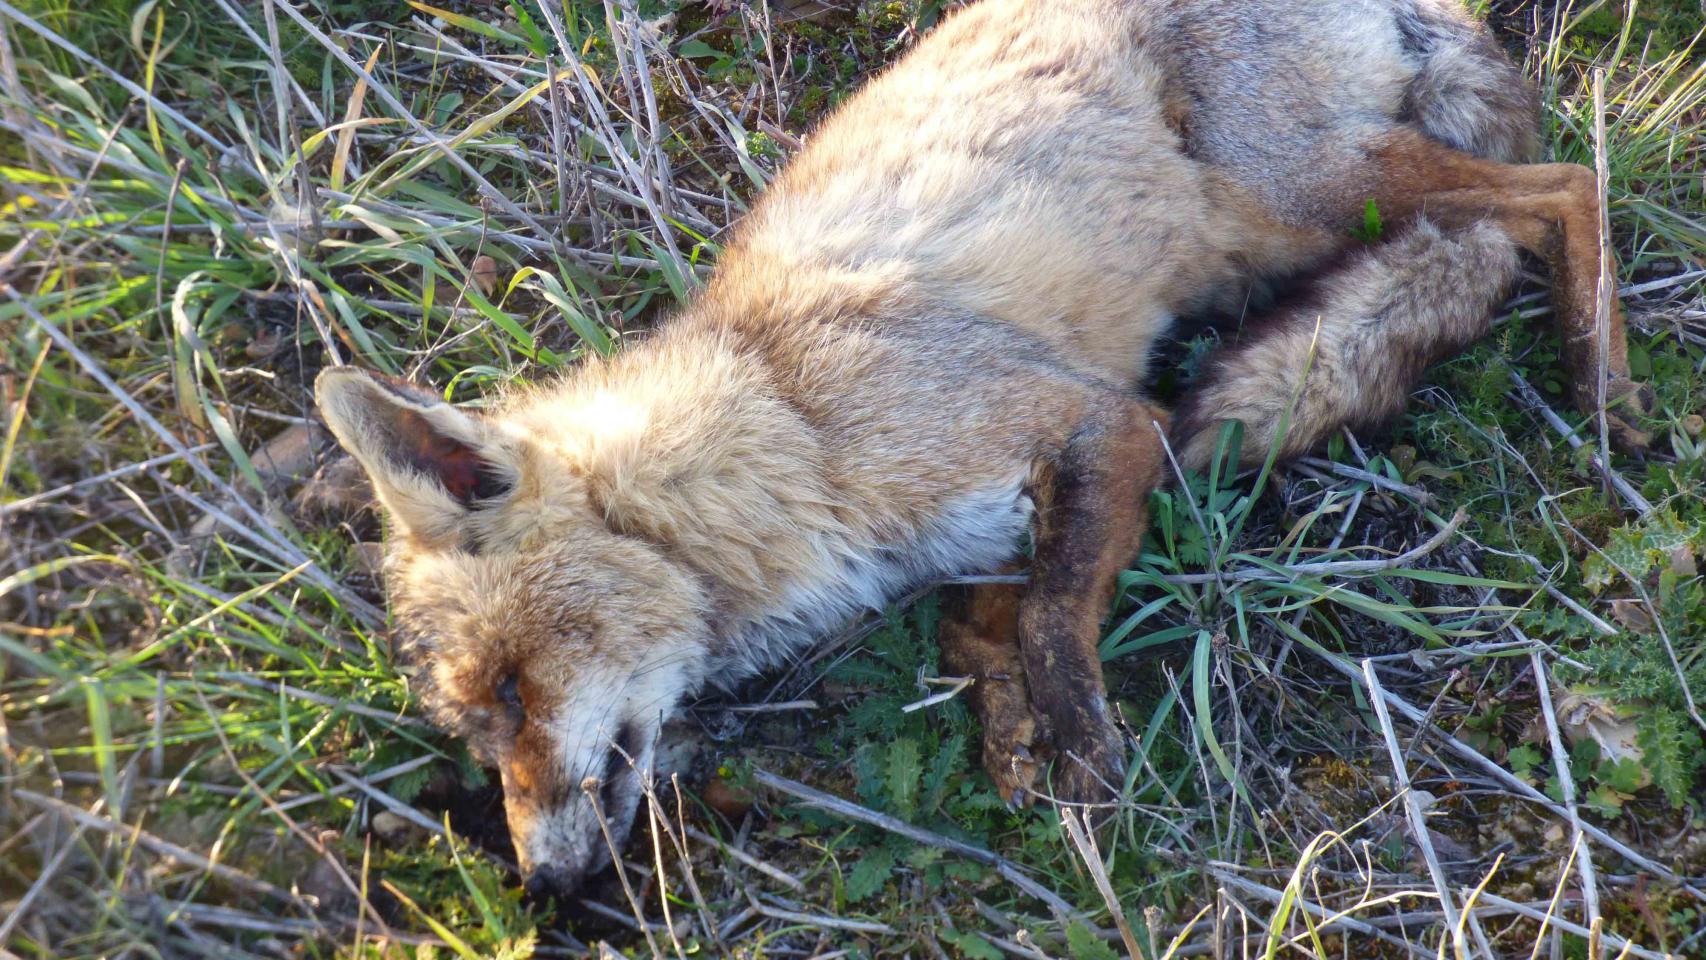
[
  {"left": 584, "top": 783, "right": 666, "bottom": 960},
  {"left": 1481, "top": 891, "right": 1667, "bottom": 960},
  {"left": 605, "top": 0, "right": 672, "bottom": 219},
  {"left": 753, "top": 768, "right": 1078, "bottom": 920},
  {"left": 1296, "top": 457, "right": 1434, "bottom": 503},
  {"left": 1502, "top": 269, "right": 1706, "bottom": 311},
  {"left": 725, "top": 699, "right": 819, "bottom": 714},
  {"left": 1506, "top": 370, "right": 1652, "bottom": 516},
  {"left": 1300, "top": 647, "right": 1706, "bottom": 903},
  {"left": 0, "top": 443, "right": 218, "bottom": 515},
  {"left": 900, "top": 676, "right": 971, "bottom": 713},
  {"left": 266, "top": 1, "right": 563, "bottom": 257},
  {"left": 682, "top": 825, "right": 806, "bottom": 892},
  {"left": 329, "top": 769, "right": 452, "bottom": 840},
  {"left": 1361, "top": 661, "right": 1465, "bottom": 960},
  {"left": 752, "top": 904, "right": 895, "bottom": 935},
  {"left": 1060, "top": 809, "right": 1144, "bottom": 960},
  {"left": 1530, "top": 648, "right": 1602, "bottom": 930},
  {"left": 640, "top": 787, "right": 688, "bottom": 960},
  {"left": 1591, "top": 67, "right": 1614, "bottom": 505},
  {"left": 657, "top": 778, "right": 722, "bottom": 950},
  {"left": 12, "top": 788, "right": 310, "bottom": 907},
  {"left": 0, "top": 818, "right": 89, "bottom": 943},
  {"left": 531, "top": 1, "right": 690, "bottom": 278}
]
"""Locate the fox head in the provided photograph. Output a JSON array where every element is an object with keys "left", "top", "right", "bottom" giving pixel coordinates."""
[{"left": 314, "top": 367, "right": 713, "bottom": 896}]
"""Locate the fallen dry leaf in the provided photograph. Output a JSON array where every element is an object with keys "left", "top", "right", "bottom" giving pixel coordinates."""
[
  {"left": 1608, "top": 598, "right": 1657, "bottom": 635},
  {"left": 471, "top": 254, "right": 500, "bottom": 297},
  {"left": 1556, "top": 689, "right": 1652, "bottom": 788}
]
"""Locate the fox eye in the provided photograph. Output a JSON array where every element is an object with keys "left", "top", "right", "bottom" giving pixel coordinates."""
[{"left": 496, "top": 672, "right": 523, "bottom": 719}]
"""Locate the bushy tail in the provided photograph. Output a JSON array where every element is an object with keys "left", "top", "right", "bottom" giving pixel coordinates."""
[
  {"left": 1171, "top": 219, "right": 1519, "bottom": 473},
  {"left": 1399, "top": 0, "right": 1541, "bottom": 163}
]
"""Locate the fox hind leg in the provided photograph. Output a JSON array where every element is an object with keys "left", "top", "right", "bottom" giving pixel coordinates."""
[
  {"left": 1177, "top": 130, "right": 1655, "bottom": 471},
  {"left": 1363, "top": 131, "right": 1652, "bottom": 449},
  {"left": 1173, "top": 218, "right": 1521, "bottom": 472},
  {"left": 939, "top": 580, "right": 1042, "bottom": 806}
]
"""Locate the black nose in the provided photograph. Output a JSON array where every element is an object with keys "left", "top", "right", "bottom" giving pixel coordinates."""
[{"left": 523, "top": 863, "right": 578, "bottom": 901}]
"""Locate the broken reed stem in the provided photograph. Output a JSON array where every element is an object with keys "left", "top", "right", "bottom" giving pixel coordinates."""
[
  {"left": 1207, "top": 868, "right": 1431, "bottom": 958},
  {"left": 584, "top": 782, "right": 666, "bottom": 960},
  {"left": 1530, "top": 649, "right": 1602, "bottom": 929},
  {"left": 13, "top": 788, "right": 313, "bottom": 908},
  {"left": 682, "top": 825, "right": 806, "bottom": 891},
  {"left": 1299, "top": 646, "right": 1706, "bottom": 904},
  {"left": 1360, "top": 660, "right": 1466, "bottom": 960},
  {"left": 1591, "top": 66, "right": 1613, "bottom": 504}
]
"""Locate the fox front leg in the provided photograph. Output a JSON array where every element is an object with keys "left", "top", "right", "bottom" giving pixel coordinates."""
[{"left": 1018, "top": 398, "right": 1168, "bottom": 805}]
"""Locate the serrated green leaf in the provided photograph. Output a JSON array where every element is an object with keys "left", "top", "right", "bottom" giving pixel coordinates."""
[
  {"left": 1508, "top": 744, "right": 1544, "bottom": 781},
  {"left": 941, "top": 929, "right": 1004, "bottom": 960},
  {"left": 845, "top": 846, "right": 894, "bottom": 903},
  {"left": 1066, "top": 921, "right": 1120, "bottom": 960}
]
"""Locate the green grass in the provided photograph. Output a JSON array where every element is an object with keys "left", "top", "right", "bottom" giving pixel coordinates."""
[{"left": 2, "top": 1, "right": 1704, "bottom": 957}]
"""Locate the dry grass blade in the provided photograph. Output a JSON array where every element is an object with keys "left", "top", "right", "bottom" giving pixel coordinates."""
[
  {"left": 1061, "top": 808, "right": 1143, "bottom": 959},
  {"left": 1506, "top": 369, "right": 1653, "bottom": 515},
  {"left": 753, "top": 768, "right": 1077, "bottom": 919}
]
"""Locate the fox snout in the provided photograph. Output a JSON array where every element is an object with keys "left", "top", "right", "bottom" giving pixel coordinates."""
[
  {"left": 500, "top": 709, "right": 667, "bottom": 898},
  {"left": 523, "top": 862, "right": 584, "bottom": 901}
]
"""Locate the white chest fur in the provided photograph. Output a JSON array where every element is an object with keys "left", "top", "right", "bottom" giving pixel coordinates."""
[{"left": 712, "top": 480, "right": 1033, "bottom": 685}]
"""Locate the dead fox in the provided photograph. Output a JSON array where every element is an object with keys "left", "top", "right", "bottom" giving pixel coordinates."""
[{"left": 317, "top": 0, "right": 1650, "bottom": 895}]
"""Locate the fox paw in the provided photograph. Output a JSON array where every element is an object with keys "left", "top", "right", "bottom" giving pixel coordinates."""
[
  {"left": 1045, "top": 719, "right": 1126, "bottom": 808},
  {"left": 972, "top": 682, "right": 1043, "bottom": 807},
  {"left": 982, "top": 725, "right": 1042, "bottom": 809},
  {"left": 1597, "top": 376, "right": 1655, "bottom": 454}
]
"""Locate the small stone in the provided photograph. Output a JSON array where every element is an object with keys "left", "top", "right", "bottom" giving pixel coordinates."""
[
  {"left": 371, "top": 810, "right": 419, "bottom": 844},
  {"left": 703, "top": 777, "right": 754, "bottom": 820},
  {"left": 1609, "top": 598, "right": 1656, "bottom": 635}
]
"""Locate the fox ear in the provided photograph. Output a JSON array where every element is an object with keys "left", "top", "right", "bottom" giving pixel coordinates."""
[{"left": 314, "top": 368, "right": 512, "bottom": 539}]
